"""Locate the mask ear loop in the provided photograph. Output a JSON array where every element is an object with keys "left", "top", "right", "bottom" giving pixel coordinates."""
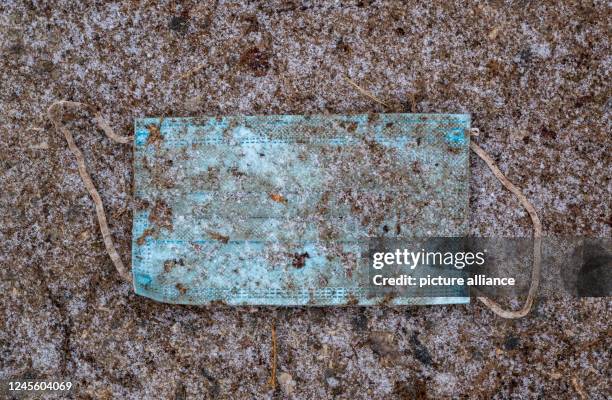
[
  {"left": 469, "top": 128, "right": 542, "bottom": 318},
  {"left": 48, "top": 101, "right": 133, "bottom": 283},
  {"left": 342, "top": 75, "right": 543, "bottom": 318}
]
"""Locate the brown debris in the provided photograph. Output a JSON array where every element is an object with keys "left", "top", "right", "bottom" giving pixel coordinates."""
[
  {"left": 377, "top": 292, "right": 397, "bottom": 306},
  {"left": 146, "top": 124, "right": 163, "bottom": 146},
  {"left": 368, "top": 331, "right": 395, "bottom": 358},
  {"left": 239, "top": 46, "right": 270, "bottom": 77},
  {"left": 136, "top": 227, "right": 156, "bottom": 245},
  {"left": 269, "top": 193, "right": 288, "bottom": 205},
  {"left": 163, "top": 259, "right": 184, "bottom": 273},
  {"left": 175, "top": 283, "right": 187, "bottom": 295},
  {"left": 540, "top": 125, "right": 558, "bottom": 140},
  {"left": 291, "top": 252, "right": 310, "bottom": 268},
  {"left": 206, "top": 230, "right": 230, "bottom": 244},
  {"left": 149, "top": 200, "right": 173, "bottom": 232},
  {"left": 393, "top": 379, "right": 428, "bottom": 400},
  {"left": 346, "top": 294, "right": 359, "bottom": 305}
]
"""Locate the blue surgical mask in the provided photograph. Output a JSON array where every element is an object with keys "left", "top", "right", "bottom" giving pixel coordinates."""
[{"left": 131, "top": 113, "right": 471, "bottom": 305}]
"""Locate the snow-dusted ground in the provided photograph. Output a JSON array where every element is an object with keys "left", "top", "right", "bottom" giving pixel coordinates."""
[{"left": 1, "top": 1, "right": 609, "bottom": 398}]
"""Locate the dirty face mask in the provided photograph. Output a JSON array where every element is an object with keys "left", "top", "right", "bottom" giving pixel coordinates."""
[
  {"left": 48, "top": 98, "right": 541, "bottom": 318},
  {"left": 130, "top": 113, "right": 471, "bottom": 306}
]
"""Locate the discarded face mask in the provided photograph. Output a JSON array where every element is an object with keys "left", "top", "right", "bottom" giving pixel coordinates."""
[
  {"left": 129, "top": 114, "right": 471, "bottom": 305},
  {"left": 49, "top": 100, "right": 542, "bottom": 317}
]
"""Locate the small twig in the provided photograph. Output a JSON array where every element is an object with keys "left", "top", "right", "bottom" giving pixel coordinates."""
[
  {"left": 344, "top": 75, "right": 393, "bottom": 109},
  {"left": 268, "top": 323, "right": 278, "bottom": 390},
  {"left": 571, "top": 377, "right": 588, "bottom": 400},
  {"left": 180, "top": 64, "right": 206, "bottom": 80},
  {"left": 407, "top": 92, "right": 417, "bottom": 113}
]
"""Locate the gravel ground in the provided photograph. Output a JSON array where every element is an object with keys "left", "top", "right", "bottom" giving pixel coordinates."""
[{"left": 1, "top": 1, "right": 610, "bottom": 399}]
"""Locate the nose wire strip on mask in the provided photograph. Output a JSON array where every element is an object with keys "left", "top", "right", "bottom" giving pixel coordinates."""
[
  {"left": 48, "top": 98, "right": 541, "bottom": 318},
  {"left": 48, "top": 101, "right": 133, "bottom": 283}
]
